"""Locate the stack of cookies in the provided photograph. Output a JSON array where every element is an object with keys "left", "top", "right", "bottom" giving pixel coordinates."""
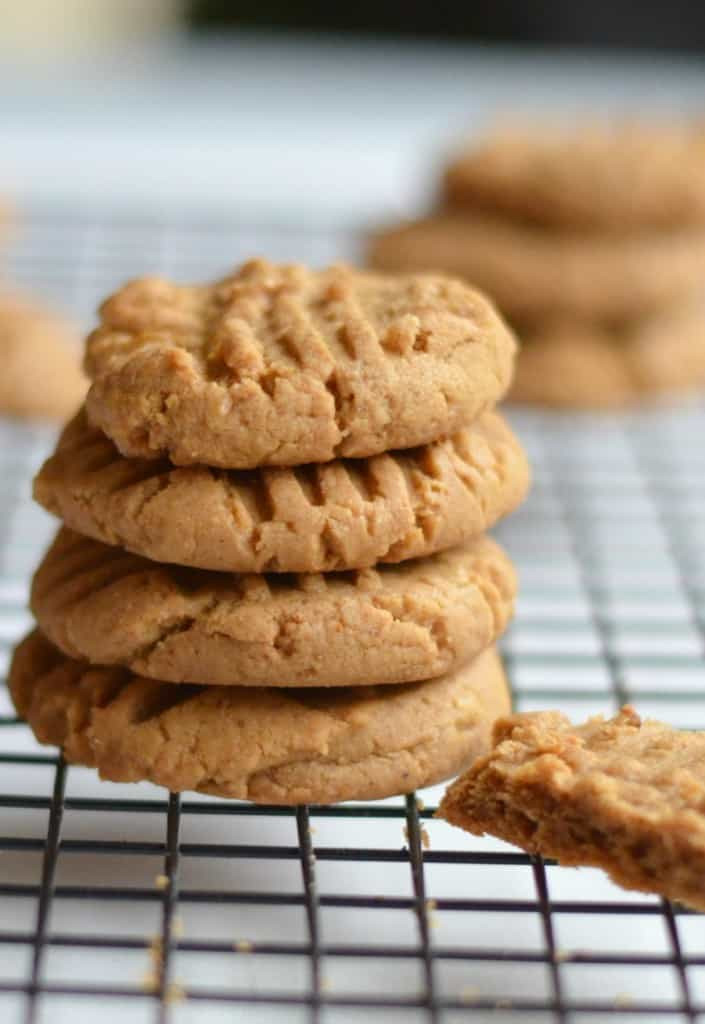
[
  {"left": 9, "top": 258, "right": 529, "bottom": 805},
  {"left": 369, "top": 124, "right": 705, "bottom": 407}
]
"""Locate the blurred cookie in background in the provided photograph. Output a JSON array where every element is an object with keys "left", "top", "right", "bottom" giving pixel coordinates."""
[
  {"left": 368, "top": 212, "right": 705, "bottom": 324},
  {"left": 368, "top": 120, "right": 705, "bottom": 408},
  {"left": 443, "top": 122, "right": 705, "bottom": 233},
  {"left": 507, "top": 321, "right": 635, "bottom": 409},
  {"left": 0, "top": 293, "right": 86, "bottom": 421},
  {"left": 509, "top": 304, "right": 705, "bottom": 409}
]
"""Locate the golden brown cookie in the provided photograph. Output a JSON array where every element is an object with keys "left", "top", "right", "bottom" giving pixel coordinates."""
[
  {"left": 508, "top": 325, "right": 634, "bottom": 408},
  {"left": 34, "top": 407, "right": 529, "bottom": 573},
  {"left": 31, "top": 527, "right": 516, "bottom": 688},
  {"left": 438, "top": 706, "right": 705, "bottom": 911},
  {"left": 0, "top": 293, "right": 86, "bottom": 421},
  {"left": 83, "top": 258, "right": 516, "bottom": 468},
  {"left": 368, "top": 213, "right": 705, "bottom": 323},
  {"left": 10, "top": 630, "right": 511, "bottom": 804},
  {"left": 443, "top": 124, "right": 705, "bottom": 232},
  {"left": 509, "top": 305, "right": 705, "bottom": 408}
]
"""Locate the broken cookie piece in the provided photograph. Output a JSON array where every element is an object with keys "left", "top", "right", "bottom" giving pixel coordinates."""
[{"left": 438, "top": 706, "right": 705, "bottom": 910}]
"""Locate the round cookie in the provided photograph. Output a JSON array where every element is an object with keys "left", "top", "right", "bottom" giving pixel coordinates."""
[
  {"left": 9, "top": 630, "right": 511, "bottom": 804},
  {"left": 627, "top": 304, "right": 705, "bottom": 399},
  {"left": 509, "top": 327, "right": 633, "bottom": 409},
  {"left": 31, "top": 527, "right": 516, "bottom": 689},
  {"left": 0, "top": 293, "right": 86, "bottom": 421},
  {"left": 509, "top": 305, "right": 705, "bottom": 409},
  {"left": 443, "top": 124, "right": 705, "bottom": 232},
  {"left": 34, "top": 407, "right": 530, "bottom": 573},
  {"left": 83, "top": 258, "right": 516, "bottom": 468},
  {"left": 368, "top": 213, "right": 705, "bottom": 323}
]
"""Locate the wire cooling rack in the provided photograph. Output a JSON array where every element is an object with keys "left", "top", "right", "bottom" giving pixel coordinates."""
[{"left": 1, "top": 209, "right": 705, "bottom": 1024}]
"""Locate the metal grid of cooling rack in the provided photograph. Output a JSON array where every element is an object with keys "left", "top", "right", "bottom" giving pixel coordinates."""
[{"left": 1, "top": 210, "right": 705, "bottom": 1024}]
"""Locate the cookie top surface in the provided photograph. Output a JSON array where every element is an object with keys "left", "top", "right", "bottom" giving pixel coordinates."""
[
  {"left": 34, "top": 407, "right": 529, "bottom": 573},
  {"left": 443, "top": 124, "right": 705, "bottom": 232},
  {"left": 509, "top": 305, "right": 705, "bottom": 409},
  {"left": 83, "top": 258, "right": 516, "bottom": 468},
  {"left": 10, "top": 630, "right": 510, "bottom": 804},
  {"left": 369, "top": 214, "right": 705, "bottom": 322},
  {"left": 31, "top": 527, "right": 516, "bottom": 689},
  {"left": 0, "top": 292, "right": 86, "bottom": 421},
  {"left": 438, "top": 706, "right": 705, "bottom": 910}
]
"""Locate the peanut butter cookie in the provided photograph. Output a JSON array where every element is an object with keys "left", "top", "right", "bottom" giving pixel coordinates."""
[
  {"left": 0, "top": 293, "right": 85, "bottom": 421},
  {"left": 10, "top": 630, "right": 510, "bottom": 804},
  {"left": 509, "top": 305, "right": 705, "bottom": 408},
  {"left": 31, "top": 527, "right": 516, "bottom": 688},
  {"left": 34, "top": 407, "right": 529, "bottom": 572},
  {"left": 369, "top": 214, "right": 705, "bottom": 323},
  {"left": 438, "top": 706, "right": 705, "bottom": 911},
  {"left": 443, "top": 124, "right": 705, "bottom": 232},
  {"left": 83, "top": 259, "right": 516, "bottom": 468}
]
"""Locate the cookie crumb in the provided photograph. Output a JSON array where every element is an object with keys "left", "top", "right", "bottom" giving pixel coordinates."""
[
  {"left": 614, "top": 993, "right": 633, "bottom": 1008},
  {"left": 155, "top": 874, "right": 169, "bottom": 890},
  {"left": 553, "top": 948, "right": 570, "bottom": 963},
  {"left": 459, "top": 985, "right": 479, "bottom": 1004},
  {"left": 416, "top": 798, "right": 426, "bottom": 811},
  {"left": 234, "top": 939, "right": 253, "bottom": 953},
  {"left": 142, "top": 935, "right": 163, "bottom": 993},
  {"left": 165, "top": 982, "right": 186, "bottom": 1004},
  {"left": 495, "top": 998, "right": 512, "bottom": 1009},
  {"left": 141, "top": 972, "right": 158, "bottom": 994},
  {"left": 404, "top": 822, "right": 432, "bottom": 848}
]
